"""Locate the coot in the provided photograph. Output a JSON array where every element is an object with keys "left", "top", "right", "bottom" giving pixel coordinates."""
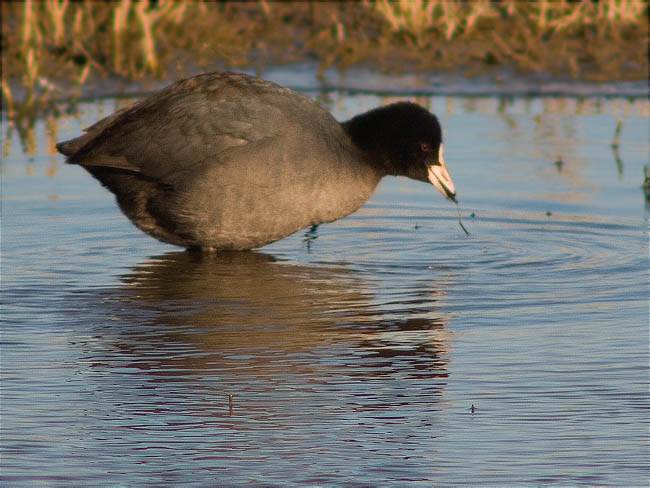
[{"left": 57, "top": 72, "right": 457, "bottom": 251}]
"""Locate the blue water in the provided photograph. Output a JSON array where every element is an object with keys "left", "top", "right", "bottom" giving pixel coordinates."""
[{"left": 1, "top": 84, "right": 648, "bottom": 485}]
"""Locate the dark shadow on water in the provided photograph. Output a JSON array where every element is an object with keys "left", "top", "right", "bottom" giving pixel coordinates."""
[{"left": 77, "top": 250, "right": 450, "bottom": 383}]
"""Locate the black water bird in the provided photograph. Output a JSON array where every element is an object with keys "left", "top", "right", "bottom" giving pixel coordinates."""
[{"left": 58, "top": 72, "right": 457, "bottom": 251}]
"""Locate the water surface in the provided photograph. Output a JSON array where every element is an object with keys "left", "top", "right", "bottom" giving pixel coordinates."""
[{"left": 2, "top": 85, "right": 648, "bottom": 485}]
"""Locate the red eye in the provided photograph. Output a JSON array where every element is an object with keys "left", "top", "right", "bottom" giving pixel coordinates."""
[{"left": 420, "top": 143, "right": 431, "bottom": 152}]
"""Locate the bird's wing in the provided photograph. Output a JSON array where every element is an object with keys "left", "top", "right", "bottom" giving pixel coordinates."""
[{"left": 59, "top": 73, "right": 320, "bottom": 184}]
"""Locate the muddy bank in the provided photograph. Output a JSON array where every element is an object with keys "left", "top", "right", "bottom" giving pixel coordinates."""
[{"left": 2, "top": 1, "right": 647, "bottom": 112}]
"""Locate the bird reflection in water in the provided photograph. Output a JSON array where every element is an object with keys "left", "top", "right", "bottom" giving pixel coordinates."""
[{"left": 88, "top": 251, "right": 451, "bottom": 389}]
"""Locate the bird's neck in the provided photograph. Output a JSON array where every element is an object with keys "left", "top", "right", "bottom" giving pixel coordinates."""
[{"left": 342, "top": 109, "right": 400, "bottom": 177}]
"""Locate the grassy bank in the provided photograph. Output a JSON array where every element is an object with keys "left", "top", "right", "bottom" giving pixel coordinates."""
[{"left": 2, "top": 0, "right": 648, "bottom": 118}]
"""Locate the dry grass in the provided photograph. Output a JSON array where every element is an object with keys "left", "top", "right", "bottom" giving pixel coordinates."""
[
  {"left": 367, "top": 0, "right": 647, "bottom": 76},
  {"left": 1, "top": 0, "right": 647, "bottom": 121}
]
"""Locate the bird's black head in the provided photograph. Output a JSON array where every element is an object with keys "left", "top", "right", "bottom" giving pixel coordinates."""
[{"left": 344, "top": 102, "right": 456, "bottom": 201}]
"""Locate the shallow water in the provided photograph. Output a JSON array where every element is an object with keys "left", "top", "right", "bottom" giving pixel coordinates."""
[{"left": 2, "top": 85, "right": 648, "bottom": 486}]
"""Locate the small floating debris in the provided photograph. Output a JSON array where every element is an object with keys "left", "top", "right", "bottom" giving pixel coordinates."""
[
  {"left": 611, "top": 119, "right": 623, "bottom": 148},
  {"left": 414, "top": 224, "right": 420, "bottom": 230},
  {"left": 470, "top": 212, "right": 476, "bottom": 218},
  {"left": 555, "top": 155, "right": 564, "bottom": 172},
  {"left": 546, "top": 210, "right": 552, "bottom": 217}
]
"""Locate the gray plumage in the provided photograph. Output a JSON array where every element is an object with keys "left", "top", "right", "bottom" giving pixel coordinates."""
[{"left": 58, "top": 71, "right": 453, "bottom": 250}]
